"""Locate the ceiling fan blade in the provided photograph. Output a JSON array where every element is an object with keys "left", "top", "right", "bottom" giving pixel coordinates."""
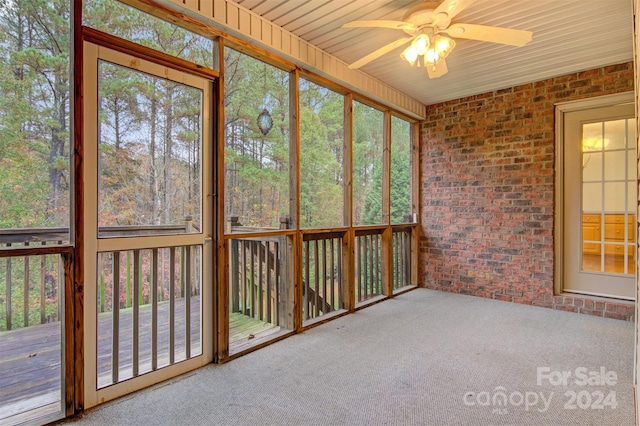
[
  {"left": 427, "top": 59, "right": 448, "bottom": 78},
  {"left": 433, "top": 0, "right": 476, "bottom": 20},
  {"left": 342, "top": 20, "right": 417, "bottom": 31},
  {"left": 348, "top": 36, "right": 414, "bottom": 69},
  {"left": 446, "top": 23, "right": 532, "bottom": 47}
]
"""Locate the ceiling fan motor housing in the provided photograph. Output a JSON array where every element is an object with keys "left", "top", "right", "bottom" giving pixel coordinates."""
[{"left": 403, "top": 1, "right": 451, "bottom": 35}]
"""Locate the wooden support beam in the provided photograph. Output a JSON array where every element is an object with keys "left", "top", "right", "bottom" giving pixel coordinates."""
[
  {"left": 344, "top": 94, "right": 353, "bottom": 228},
  {"left": 71, "top": 0, "right": 84, "bottom": 414},
  {"left": 382, "top": 111, "right": 393, "bottom": 296},
  {"left": 411, "top": 122, "right": 421, "bottom": 287},
  {"left": 214, "top": 36, "right": 226, "bottom": 362}
]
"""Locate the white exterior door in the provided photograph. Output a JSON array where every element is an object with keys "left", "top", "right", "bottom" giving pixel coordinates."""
[{"left": 563, "top": 101, "right": 636, "bottom": 300}]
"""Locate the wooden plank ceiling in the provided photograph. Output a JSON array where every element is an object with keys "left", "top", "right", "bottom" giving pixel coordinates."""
[{"left": 233, "top": 0, "right": 634, "bottom": 105}]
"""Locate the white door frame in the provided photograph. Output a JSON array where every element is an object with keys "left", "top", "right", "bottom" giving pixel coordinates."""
[{"left": 554, "top": 91, "right": 635, "bottom": 296}]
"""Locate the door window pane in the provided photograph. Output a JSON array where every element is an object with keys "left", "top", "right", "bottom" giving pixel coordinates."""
[
  {"left": 603, "top": 183, "right": 626, "bottom": 211},
  {"left": 581, "top": 118, "right": 636, "bottom": 275},
  {"left": 97, "top": 61, "right": 203, "bottom": 238},
  {"left": 582, "top": 152, "right": 602, "bottom": 181},
  {"left": 604, "top": 151, "right": 626, "bottom": 181},
  {"left": 604, "top": 119, "right": 626, "bottom": 150},
  {"left": 582, "top": 122, "right": 603, "bottom": 151}
]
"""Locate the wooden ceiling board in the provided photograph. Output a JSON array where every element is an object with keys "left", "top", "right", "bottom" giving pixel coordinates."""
[{"left": 232, "top": 0, "right": 634, "bottom": 105}]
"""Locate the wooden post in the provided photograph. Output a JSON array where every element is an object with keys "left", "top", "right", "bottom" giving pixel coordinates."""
[
  {"left": 289, "top": 69, "right": 302, "bottom": 332},
  {"left": 410, "top": 122, "right": 420, "bottom": 288},
  {"left": 72, "top": 0, "right": 85, "bottom": 412},
  {"left": 382, "top": 111, "right": 393, "bottom": 296}
]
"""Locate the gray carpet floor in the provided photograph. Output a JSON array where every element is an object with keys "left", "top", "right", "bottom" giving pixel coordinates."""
[{"left": 66, "top": 289, "right": 635, "bottom": 426}]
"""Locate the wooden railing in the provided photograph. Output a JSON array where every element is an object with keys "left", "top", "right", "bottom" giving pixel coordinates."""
[
  {"left": 97, "top": 244, "right": 202, "bottom": 387},
  {"left": 1, "top": 228, "right": 68, "bottom": 331},
  {"left": 229, "top": 236, "right": 285, "bottom": 326},
  {"left": 2, "top": 223, "right": 414, "bottom": 333},
  {"left": 392, "top": 227, "right": 412, "bottom": 291},
  {"left": 355, "top": 229, "right": 383, "bottom": 303},
  {"left": 302, "top": 232, "right": 343, "bottom": 321},
  {"left": 0, "top": 223, "right": 193, "bottom": 332}
]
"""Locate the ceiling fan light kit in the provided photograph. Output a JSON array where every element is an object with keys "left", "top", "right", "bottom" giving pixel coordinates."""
[
  {"left": 402, "top": 33, "right": 456, "bottom": 69},
  {"left": 343, "top": 0, "right": 533, "bottom": 78}
]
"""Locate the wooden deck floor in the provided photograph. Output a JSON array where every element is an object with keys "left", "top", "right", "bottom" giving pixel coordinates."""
[
  {"left": 0, "top": 299, "right": 283, "bottom": 423},
  {"left": 0, "top": 321, "right": 62, "bottom": 424}
]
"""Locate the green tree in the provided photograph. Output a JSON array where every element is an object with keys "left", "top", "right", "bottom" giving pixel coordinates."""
[
  {"left": 362, "top": 118, "right": 412, "bottom": 224},
  {"left": 353, "top": 102, "right": 384, "bottom": 225},
  {"left": 0, "top": 0, "right": 71, "bottom": 228},
  {"left": 300, "top": 78, "right": 344, "bottom": 228},
  {"left": 224, "top": 48, "right": 290, "bottom": 228}
]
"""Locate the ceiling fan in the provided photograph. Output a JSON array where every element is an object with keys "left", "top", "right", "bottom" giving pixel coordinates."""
[{"left": 342, "top": 0, "right": 533, "bottom": 78}]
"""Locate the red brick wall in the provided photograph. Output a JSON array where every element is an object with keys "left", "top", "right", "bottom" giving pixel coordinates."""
[{"left": 419, "top": 62, "right": 635, "bottom": 321}]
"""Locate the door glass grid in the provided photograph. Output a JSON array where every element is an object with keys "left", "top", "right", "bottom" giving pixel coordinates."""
[{"left": 581, "top": 118, "right": 636, "bottom": 274}]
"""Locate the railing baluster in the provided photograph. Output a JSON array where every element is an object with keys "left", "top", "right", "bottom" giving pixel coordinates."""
[
  {"left": 395, "top": 232, "right": 404, "bottom": 288},
  {"left": 250, "top": 242, "right": 256, "bottom": 319},
  {"left": 132, "top": 250, "right": 140, "bottom": 377},
  {"left": 112, "top": 251, "right": 120, "bottom": 384},
  {"left": 373, "top": 235, "right": 377, "bottom": 295},
  {"left": 356, "top": 236, "right": 361, "bottom": 303},
  {"left": 304, "top": 241, "right": 310, "bottom": 320},
  {"left": 258, "top": 241, "right": 264, "bottom": 321},
  {"left": 322, "top": 239, "right": 327, "bottom": 314},
  {"left": 337, "top": 237, "right": 343, "bottom": 307},
  {"left": 273, "top": 241, "right": 282, "bottom": 326},
  {"left": 152, "top": 248, "right": 158, "bottom": 371},
  {"left": 314, "top": 240, "right": 319, "bottom": 317},
  {"left": 392, "top": 233, "right": 397, "bottom": 289},
  {"left": 230, "top": 240, "right": 239, "bottom": 313},
  {"left": 40, "top": 246, "right": 46, "bottom": 324},
  {"left": 405, "top": 232, "right": 411, "bottom": 286},
  {"left": 5, "top": 244, "right": 12, "bottom": 331},
  {"left": 364, "top": 236, "right": 370, "bottom": 300},
  {"left": 22, "top": 242, "right": 29, "bottom": 327},
  {"left": 377, "top": 234, "right": 381, "bottom": 293},
  {"left": 125, "top": 251, "right": 132, "bottom": 309},
  {"left": 330, "top": 237, "right": 335, "bottom": 310},
  {"left": 400, "top": 232, "right": 405, "bottom": 288},
  {"left": 169, "top": 247, "right": 175, "bottom": 365},
  {"left": 374, "top": 234, "right": 379, "bottom": 294},
  {"left": 266, "top": 241, "right": 272, "bottom": 324},
  {"left": 241, "top": 241, "right": 247, "bottom": 315},
  {"left": 185, "top": 245, "right": 191, "bottom": 359}
]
